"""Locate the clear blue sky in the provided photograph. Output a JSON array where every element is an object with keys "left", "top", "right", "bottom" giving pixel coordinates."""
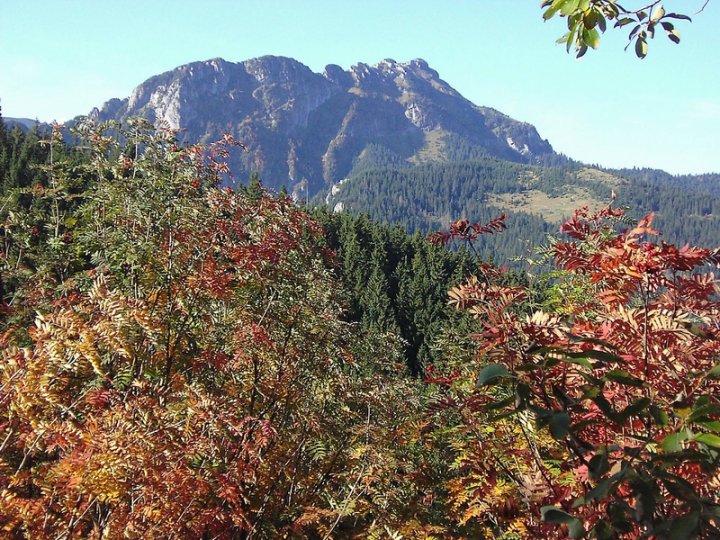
[{"left": 2, "top": 0, "right": 718, "bottom": 174}]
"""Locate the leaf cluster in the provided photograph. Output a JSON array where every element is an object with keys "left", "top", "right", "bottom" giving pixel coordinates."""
[
  {"left": 437, "top": 204, "right": 720, "bottom": 537},
  {"left": 541, "top": 0, "right": 698, "bottom": 58}
]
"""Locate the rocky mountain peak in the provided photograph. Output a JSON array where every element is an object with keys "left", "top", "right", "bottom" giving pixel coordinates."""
[
  {"left": 85, "top": 55, "right": 555, "bottom": 194},
  {"left": 243, "top": 55, "right": 315, "bottom": 84},
  {"left": 322, "top": 64, "right": 353, "bottom": 88}
]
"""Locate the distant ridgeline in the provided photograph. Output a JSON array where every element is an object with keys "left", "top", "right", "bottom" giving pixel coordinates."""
[
  {"left": 2, "top": 118, "right": 52, "bottom": 133},
  {"left": 610, "top": 167, "right": 720, "bottom": 198},
  {"left": 84, "top": 56, "right": 557, "bottom": 198},
  {"left": 320, "top": 157, "right": 720, "bottom": 266},
  {"left": 5, "top": 52, "right": 720, "bottom": 268}
]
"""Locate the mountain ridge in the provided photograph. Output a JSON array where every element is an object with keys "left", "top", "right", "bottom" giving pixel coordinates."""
[{"left": 85, "top": 55, "right": 555, "bottom": 196}]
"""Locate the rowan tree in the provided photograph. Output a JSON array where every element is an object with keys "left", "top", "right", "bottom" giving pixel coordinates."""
[
  {"left": 0, "top": 122, "right": 440, "bottom": 538},
  {"left": 430, "top": 207, "right": 720, "bottom": 538}
]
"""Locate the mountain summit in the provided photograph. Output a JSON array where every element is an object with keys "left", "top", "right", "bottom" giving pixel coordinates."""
[{"left": 88, "top": 56, "right": 555, "bottom": 195}]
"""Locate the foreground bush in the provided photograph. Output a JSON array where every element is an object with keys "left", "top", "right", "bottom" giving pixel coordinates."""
[
  {"left": 431, "top": 207, "right": 720, "bottom": 538},
  {"left": 0, "top": 123, "right": 441, "bottom": 538}
]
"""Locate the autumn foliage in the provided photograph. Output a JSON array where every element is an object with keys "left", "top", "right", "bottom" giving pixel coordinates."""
[
  {"left": 433, "top": 206, "right": 720, "bottom": 538},
  {"left": 0, "top": 123, "right": 436, "bottom": 538},
  {"left": 1, "top": 122, "right": 719, "bottom": 538}
]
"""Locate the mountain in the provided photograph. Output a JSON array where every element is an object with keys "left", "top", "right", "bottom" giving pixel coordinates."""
[
  {"left": 86, "top": 56, "right": 556, "bottom": 197},
  {"left": 80, "top": 55, "right": 720, "bottom": 264},
  {"left": 4, "top": 118, "right": 51, "bottom": 133}
]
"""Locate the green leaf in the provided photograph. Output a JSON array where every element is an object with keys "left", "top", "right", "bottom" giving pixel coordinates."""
[
  {"left": 565, "top": 334, "right": 617, "bottom": 349},
  {"left": 668, "top": 511, "right": 699, "bottom": 540},
  {"left": 583, "top": 477, "right": 613, "bottom": 503},
  {"left": 588, "top": 448, "right": 610, "bottom": 478},
  {"left": 591, "top": 520, "right": 614, "bottom": 540},
  {"left": 649, "top": 405, "right": 669, "bottom": 427},
  {"left": 486, "top": 395, "right": 515, "bottom": 410},
  {"left": 566, "top": 27, "right": 579, "bottom": 53},
  {"left": 515, "top": 362, "right": 540, "bottom": 372},
  {"left": 568, "top": 349, "right": 623, "bottom": 364},
  {"left": 515, "top": 382, "right": 532, "bottom": 410},
  {"left": 651, "top": 5, "right": 665, "bottom": 22},
  {"left": 635, "top": 37, "right": 649, "bottom": 59},
  {"left": 604, "top": 369, "right": 644, "bottom": 387},
  {"left": 619, "top": 397, "right": 651, "bottom": 420},
  {"left": 687, "top": 402, "right": 720, "bottom": 423},
  {"left": 653, "top": 449, "right": 705, "bottom": 464},
  {"left": 541, "top": 506, "right": 585, "bottom": 539},
  {"left": 580, "top": 374, "right": 604, "bottom": 388},
  {"left": 634, "top": 479, "right": 657, "bottom": 523},
  {"left": 560, "top": 0, "right": 580, "bottom": 16},
  {"left": 693, "top": 394, "right": 711, "bottom": 409},
  {"left": 477, "top": 364, "right": 511, "bottom": 386},
  {"left": 665, "top": 13, "right": 691, "bottom": 21},
  {"left": 661, "top": 431, "right": 689, "bottom": 453},
  {"left": 662, "top": 475, "right": 700, "bottom": 502},
  {"left": 697, "top": 420, "right": 720, "bottom": 432},
  {"left": 582, "top": 27, "right": 601, "bottom": 49},
  {"left": 544, "top": 3, "right": 564, "bottom": 21},
  {"left": 488, "top": 409, "right": 520, "bottom": 421},
  {"left": 545, "top": 357, "right": 561, "bottom": 368},
  {"left": 592, "top": 394, "right": 621, "bottom": 423},
  {"left": 647, "top": 21, "right": 657, "bottom": 39},
  {"left": 571, "top": 418, "right": 600, "bottom": 433},
  {"left": 597, "top": 13, "right": 607, "bottom": 32},
  {"left": 556, "top": 31, "right": 573, "bottom": 45},
  {"left": 694, "top": 432, "right": 720, "bottom": 448},
  {"left": 561, "top": 355, "right": 592, "bottom": 369}
]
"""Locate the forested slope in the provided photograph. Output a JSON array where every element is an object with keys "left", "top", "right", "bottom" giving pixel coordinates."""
[{"left": 323, "top": 158, "right": 720, "bottom": 265}]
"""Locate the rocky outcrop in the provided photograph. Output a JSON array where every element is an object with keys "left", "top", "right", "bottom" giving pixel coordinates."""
[{"left": 86, "top": 56, "right": 556, "bottom": 194}]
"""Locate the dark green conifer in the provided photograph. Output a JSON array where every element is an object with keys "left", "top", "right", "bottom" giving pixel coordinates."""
[{"left": 246, "top": 172, "right": 263, "bottom": 201}]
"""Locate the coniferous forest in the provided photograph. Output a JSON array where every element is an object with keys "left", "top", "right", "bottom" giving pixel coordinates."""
[
  {"left": 321, "top": 157, "right": 720, "bottom": 267},
  {"left": 1, "top": 111, "right": 719, "bottom": 539}
]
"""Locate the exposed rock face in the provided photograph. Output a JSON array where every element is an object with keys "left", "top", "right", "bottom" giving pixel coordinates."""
[{"left": 87, "top": 56, "right": 555, "bottom": 194}]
